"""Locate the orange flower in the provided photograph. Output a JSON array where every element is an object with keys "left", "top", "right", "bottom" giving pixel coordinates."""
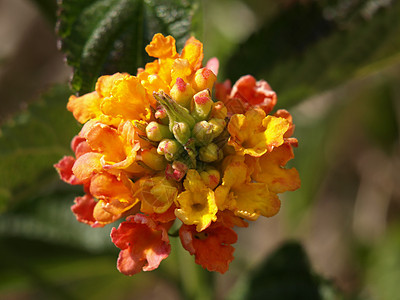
[
  {"left": 215, "top": 75, "right": 277, "bottom": 115},
  {"left": 179, "top": 223, "right": 237, "bottom": 274},
  {"left": 111, "top": 214, "right": 171, "bottom": 275},
  {"left": 56, "top": 33, "right": 300, "bottom": 276},
  {"left": 67, "top": 73, "right": 126, "bottom": 123}
]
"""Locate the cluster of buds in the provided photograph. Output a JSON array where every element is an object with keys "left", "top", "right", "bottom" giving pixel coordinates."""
[
  {"left": 55, "top": 34, "right": 300, "bottom": 275},
  {"left": 144, "top": 89, "right": 226, "bottom": 182}
]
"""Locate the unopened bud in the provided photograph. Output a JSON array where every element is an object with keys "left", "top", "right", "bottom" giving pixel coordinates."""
[
  {"left": 192, "top": 121, "right": 213, "bottom": 145},
  {"left": 211, "top": 101, "right": 227, "bottom": 119},
  {"left": 146, "top": 121, "right": 173, "bottom": 142},
  {"left": 170, "top": 77, "right": 195, "bottom": 108},
  {"left": 154, "top": 106, "right": 169, "bottom": 125},
  {"left": 198, "top": 143, "right": 221, "bottom": 162},
  {"left": 200, "top": 167, "right": 221, "bottom": 190},
  {"left": 208, "top": 118, "right": 226, "bottom": 139},
  {"left": 157, "top": 139, "right": 182, "bottom": 161},
  {"left": 192, "top": 68, "right": 217, "bottom": 92},
  {"left": 153, "top": 91, "right": 196, "bottom": 130},
  {"left": 165, "top": 161, "right": 188, "bottom": 181},
  {"left": 141, "top": 148, "right": 167, "bottom": 171},
  {"left": 172, "top": 122, "right": 191, "bottom": 145},
  {"left": 192, "top": 89, "right": 213, "bottom": 121}
]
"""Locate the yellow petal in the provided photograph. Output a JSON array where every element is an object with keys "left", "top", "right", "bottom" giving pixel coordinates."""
[
  {"left": 175, "top": 170, "right": 218, "bottom": 231},
  {"left": 181, "top": 36, "right": 203, "bottom": 70}
]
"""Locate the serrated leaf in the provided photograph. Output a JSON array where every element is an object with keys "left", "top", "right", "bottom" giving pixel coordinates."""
[
  {"left": 0, "top": 85, "right": 79, "bottom": 210},
  {"left": 57, "top": 0, "right": 201, "bottom": 94}
]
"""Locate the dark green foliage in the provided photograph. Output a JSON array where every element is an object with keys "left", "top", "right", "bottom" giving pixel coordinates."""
[
  {"left": 225, "top": 1, "right": 400, "bottom": 108},
  {"left": 246, "top": 242, "right": 322, "bottom": 300},
  {"left": 0, "top": 85, "right": 79, "bottom": 210},
  {"left": 57, "top": 0, "right": 200, "bottom": 94}
]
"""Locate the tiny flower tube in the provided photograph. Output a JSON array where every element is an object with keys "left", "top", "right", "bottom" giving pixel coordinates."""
[
  {"left": 157, "top": 139, "right": 183, "bottom": 161},
  {"left": 191, "top": 89, "right": 213, "bottom": 121},
  {"left": 153, "top": 91, "right": 196, "bottom": 130},
  {"left": 192, "top": 68, "right": 217, "bottom": 92},
  {"left": 170, "top": 77, "right": 195, "bottom": 108},
  {"left": 200, "top": 167, "right": 221, "bottom": 190},
  {"left": 199, "top": 143, "right": 221, "bottom": 162},
  {"left": 146, "top": 121, "right": 173, "bottom": 142},
  {"left": 141, "top": 148, "right": 167, "bottom": 171},
  {"left": 172, "top": 121, "right": 191, "bottom": 145}
]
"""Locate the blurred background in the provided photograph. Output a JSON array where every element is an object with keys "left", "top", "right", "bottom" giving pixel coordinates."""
[{"left": 0, "top": 0, "right": 399, "bottom": 299}]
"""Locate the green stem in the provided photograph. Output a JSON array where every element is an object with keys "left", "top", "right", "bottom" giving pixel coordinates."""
[{"left": 173, "top": 237, "right": 214, "bottom": 300}]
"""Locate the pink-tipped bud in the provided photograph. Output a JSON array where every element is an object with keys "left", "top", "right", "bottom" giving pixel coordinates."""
[
  {"left": 145, "top": 121, "right": 173, "bottom": 142},
  {"left": 157, "top": 139, "right": 182, "bottom": 161},
  {"left": 191, "top": 89, "right": 213, "bottom": 121},
  {"left": 211, "top": 101, "right": 227, "bottom": 119},
  {"left": 154, "top": 106, "right": 169, "bottom": 125},
  {"left": 141, "top": 148, "right": 167, "bottom": 171},
  {"left": 165, "top": 161, "right": 188, "bottom": 181},
  {"left": 170, "top": 77, "right": 195, "bottom": 108},
  {"left": 200, "top": 167, "right": 221, "bottom": 190},
  {"left": 192, "top": 68, "right": 217, "bottom": 92}
]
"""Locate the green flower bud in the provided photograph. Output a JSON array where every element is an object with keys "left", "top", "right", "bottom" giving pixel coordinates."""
[
  {"left": 172, "top": 121, "right": 191, "bottom": 145},
  {"left": 146, "top": 121, "right": 173, "bottom": 142},
  {"left": 192, "top": 121, "right": 213, "bottom": 145},
  {"left": 153, "top": 91, "right": 196, "bottom": 130},
  {"left": 191, "top": 89, "right": 213, "bottom": 121},
  {"left": 208, "top": 118, "right": 226, "bottom": 139},
  {"left": 157, "top": 139, "right": 182, "bottom": 161},
  {"left": 198, "top": 143, "right": 221, "bottom": 162}
]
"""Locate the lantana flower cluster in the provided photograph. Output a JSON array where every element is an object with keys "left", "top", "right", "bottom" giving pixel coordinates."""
[{"left": 55, "top": 34, "right": 300, "bottom": 274}]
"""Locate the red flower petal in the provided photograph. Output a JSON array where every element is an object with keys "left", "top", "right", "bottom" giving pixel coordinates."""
[
  {"left": 111, "top": 214, "right": 171, "bottom": 275},
  {"left": 179, "top": 223, "right": 237, "bottom": 274},
  {"left": 71, "top": 194, "right": 97, "bottom": 225}
]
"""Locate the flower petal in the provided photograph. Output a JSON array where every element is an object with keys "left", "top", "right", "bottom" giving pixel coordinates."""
[
  {"left": 111, "top": 214, "right": 171, "bottom": 275},
  {"left": 179, "top": 223, "right": 237, "bottom": 274}
]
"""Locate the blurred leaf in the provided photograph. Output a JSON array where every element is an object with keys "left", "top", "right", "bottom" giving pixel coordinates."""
[
  {"left": 0, "top": 84, "right": 79, "bottom": 211},
  {"left": 229, "top": 241, "right": 340, "bottom": 300},
  {"left": 57, "top": 0, "right": 201, "bottom": 94},
  {"left": 0, "top": 236, "right": 154, "bottom": 300},
  {"left": 225, "top": 1, "right": 400, "bottom": 108},
  {"left": 29, "top": 0, "right": 58, "bottom": 24},
  {"left": 364, "top": 223, "right": 400, "bottom": 300}
]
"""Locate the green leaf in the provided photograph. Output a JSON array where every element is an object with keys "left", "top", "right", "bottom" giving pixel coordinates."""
[
  {"left": 57, "top": 0, "right": 201, "bottom": 94},
  {"left": 224, "top": 1, "right": 400, "bottom": 108},
  {"left": 229, "top": 242, "right": 341, "bottom": 300},
  {"left": 0, "top": 85, "right": 79, "bottom": 211}
]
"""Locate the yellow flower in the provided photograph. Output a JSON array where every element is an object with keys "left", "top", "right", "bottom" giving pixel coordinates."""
[
  {"left": 175, "top": 170, "right": 218, "bottom": 231},
  {"left": 215, "top": 155, "right": 281, "bottom": 221},
  {"left": 135, "top": 176, "right": 179, "bottom": 214},
  {"left": 227, "top": 108, "right": 289, "bottom": 157}
]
